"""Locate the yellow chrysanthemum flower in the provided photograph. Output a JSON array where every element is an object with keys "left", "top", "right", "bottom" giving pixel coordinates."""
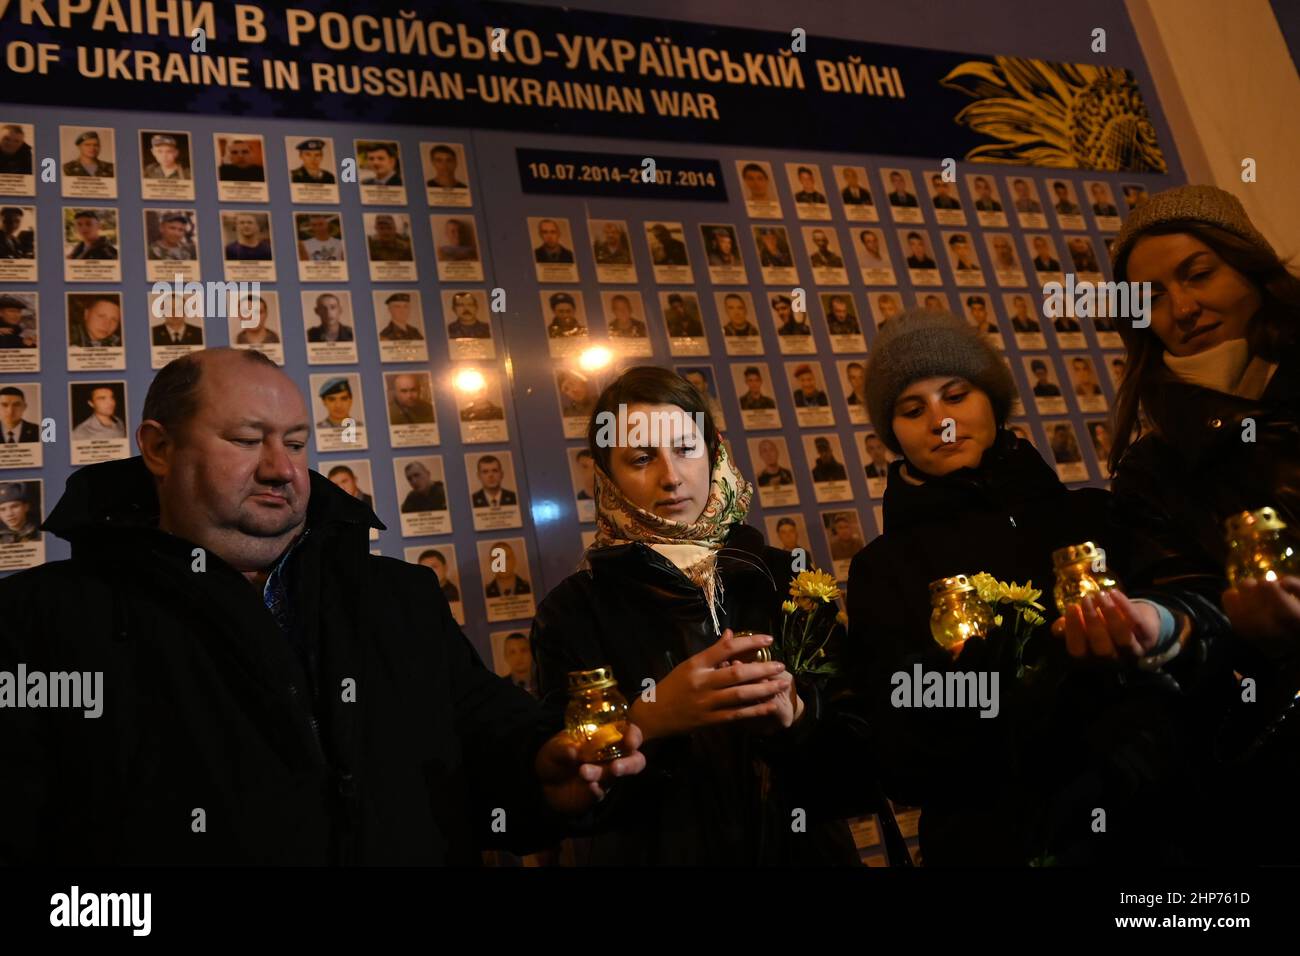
[
  {"left": 970, "top": 572, "right": 1002, "bottom": 605},
  {"left": 781, "top": 600, "right": 798, "bottom": 615},
  {"left": 790, "top": 570, "right": 840, "bottom": 603},
  {"left": 1004, "top": 582, "right": 1044, "bottom": 607}
]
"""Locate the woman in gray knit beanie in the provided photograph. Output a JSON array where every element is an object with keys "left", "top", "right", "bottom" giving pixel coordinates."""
[
  {"left": 864, "top": 307, "right": 1015, "bottom": 469},
  {"left": 847, "top": 306, "right": 1228, "bottom": 865}
]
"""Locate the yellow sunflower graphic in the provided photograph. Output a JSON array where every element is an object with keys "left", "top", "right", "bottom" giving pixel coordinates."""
[{"left": 941, "top": 57, "right": 1168, "bottom": 172}]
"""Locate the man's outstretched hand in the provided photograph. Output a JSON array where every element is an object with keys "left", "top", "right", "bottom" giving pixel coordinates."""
[{"left": 535, "top": 723, "right": 646, "bottom": 816}]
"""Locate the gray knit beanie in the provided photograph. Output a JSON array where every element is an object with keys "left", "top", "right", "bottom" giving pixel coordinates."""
[
  {"left": 1111, "top": 184, "right": 1276, "bottom": 281},
  {"left": 866, "top": 308, "right": 1016, "bottom": 453}
]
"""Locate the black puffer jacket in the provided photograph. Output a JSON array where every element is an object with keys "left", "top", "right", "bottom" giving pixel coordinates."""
[
  {"left": 1112, "top": 349, "right": 1300, "bottom": 569},
  {"left": 0, "top": 456, "right": 560, "bottom": 864},
  {"left": 846, "top": 429, "right": 1229, "bottom": 865},
  {"left": 1111, "top": 348, "right": 1300, "bottom": 862},
  {"left": 531, "top": 523, "right": 886, "bottom": 865}
]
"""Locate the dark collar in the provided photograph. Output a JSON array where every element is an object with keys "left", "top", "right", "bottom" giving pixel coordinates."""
[
  {"left": 882, "top": 429, "right": 1066, "bottom": 533},
  {"left": 42, "top": 455, "right": 385, "bottom": 544},
  {"left": 1143, "top": 352, "right": 1300, "bottom": 463}
]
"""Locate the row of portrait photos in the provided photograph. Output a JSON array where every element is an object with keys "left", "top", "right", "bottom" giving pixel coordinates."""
[
  {"left": 524, "top": 215, "right": 1118, "bottom": 290},
  {"left": 0, "top": 337, "right": 1123, "bottom": 469},
  {"left": 0, "top": 289, "right": 1123, "bottom": 455},
  {"left": 0, "top": 125, "right": 1149, "bottom": 231},
  {"left": 0, "top": 361, "right": 508, "bottom": 464},
  {"left": 0, "top": 289, "right": 503, "bottom": 372},
  {"left": 0, "top": 280, "right": 1123, "bottom": 375},
  {"left": 552, "top": 349, "right": 1123, "bottom": 446},
  {"left": 0, "top": 125, "right": 475, "bottom": 207},
  {"left": 0, "top": 206, "right": 1119, "bottom": 289},
  {"left": 0, "top": 206, "right": 485, "bottom": 284}
]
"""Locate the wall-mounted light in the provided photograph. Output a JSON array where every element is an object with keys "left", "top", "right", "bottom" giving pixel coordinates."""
[
  {"left": 577, "top": 346, "right": 613, "bottom": 373},
  {"left": 453, "top": 367, "right": 486, "bottom": 394}
]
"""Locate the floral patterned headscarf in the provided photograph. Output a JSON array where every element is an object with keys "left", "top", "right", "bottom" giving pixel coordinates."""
[{"left": 590, "top": 441, "right": 753, "bottom": 634}]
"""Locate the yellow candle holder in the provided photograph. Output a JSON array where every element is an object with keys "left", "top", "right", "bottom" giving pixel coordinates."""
[
  {"left": 565, "top": 666, "right": 630, "bottom": 761},
  {"left": 928, "top": 575, "right": 994, "bottom": 653},
  {"left": 1225, "top": 508, "right": 1299, "bottom": 587},
  {"left": 1051, "top": 541, "right": 1119, "bottom": 616},
  {"left": 731, "top": 629, "right": 772, "bottom": 664}
]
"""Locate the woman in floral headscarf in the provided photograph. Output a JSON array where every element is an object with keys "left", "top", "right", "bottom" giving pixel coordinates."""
[{"left": 530, "top": 366, "right": 878, "bottom": 865}]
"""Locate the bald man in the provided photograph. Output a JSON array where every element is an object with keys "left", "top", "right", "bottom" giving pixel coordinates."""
[
  {"left": 0, "top": 348, "right": 643, "bottom": 865},
  {"left": 386, "top": 373, "right": 435, "bottom": 425}
]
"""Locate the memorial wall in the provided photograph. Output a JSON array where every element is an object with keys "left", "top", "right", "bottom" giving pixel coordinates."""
[{"left": 0, "top": 0, "right": 1184, "bottom": 688}]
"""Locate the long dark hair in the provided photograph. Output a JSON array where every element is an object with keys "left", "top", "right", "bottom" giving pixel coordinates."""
[
  {"left": 1108, "top": 222, "right": 1300, "bottom": 475},
  {"left": 586, "top": 365, "right": 721, "bottom": 475}
]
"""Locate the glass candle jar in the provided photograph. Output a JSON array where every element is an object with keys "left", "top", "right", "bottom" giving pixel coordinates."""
[
  {"left": 565, "top": 667, "right": 630, "bottom": 761},
  {"left": 1051, "top": 541, "right": 1119, "bottom": 615},
  {"left": 1224, "top": 507, "right": 1299, "bottom": 587},
  {"left": 929, "top": 575, "right": 994, "bottom": 653},
  {"left": 731, "top": 630, "right": 773, "bottom": 664}
]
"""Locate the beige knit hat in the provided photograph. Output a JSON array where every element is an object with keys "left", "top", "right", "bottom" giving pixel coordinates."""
[{"left": 1111, "top": 184, "right": 1276, "bottom": 281}]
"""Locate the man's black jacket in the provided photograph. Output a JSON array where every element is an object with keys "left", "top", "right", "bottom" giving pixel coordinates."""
[{"left": 0, "top": 456, "right": 560, "bottom": 864}]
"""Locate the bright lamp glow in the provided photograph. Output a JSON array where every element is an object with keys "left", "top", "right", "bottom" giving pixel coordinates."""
[
  {"left": 578, "top": 346, "right": 613, "bottom": 372},
  {"left": 453, "top": 368, "right": 486, "bottom": 393}
]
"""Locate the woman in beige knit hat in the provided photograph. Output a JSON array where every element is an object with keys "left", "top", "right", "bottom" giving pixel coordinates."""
[
  {"left": 1108, "top": 183, "right": 1300, "bottom": 862},
  {"left": 1110, "top": 186, "right": 1300, "bottom": 645}
]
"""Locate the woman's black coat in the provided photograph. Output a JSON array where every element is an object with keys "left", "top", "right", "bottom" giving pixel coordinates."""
[
  {"left": 531, "top": 523, "right": 879, "bottom": 865},
  {"left": 1112, "top": 347, "right": 1300, "bottom": 570},
  {"left": 1111, "top": 346, "right": 1300, "bottom": 862},
  {"left": 846, "top": 430, "right": 1227, "bottom": 865}
]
